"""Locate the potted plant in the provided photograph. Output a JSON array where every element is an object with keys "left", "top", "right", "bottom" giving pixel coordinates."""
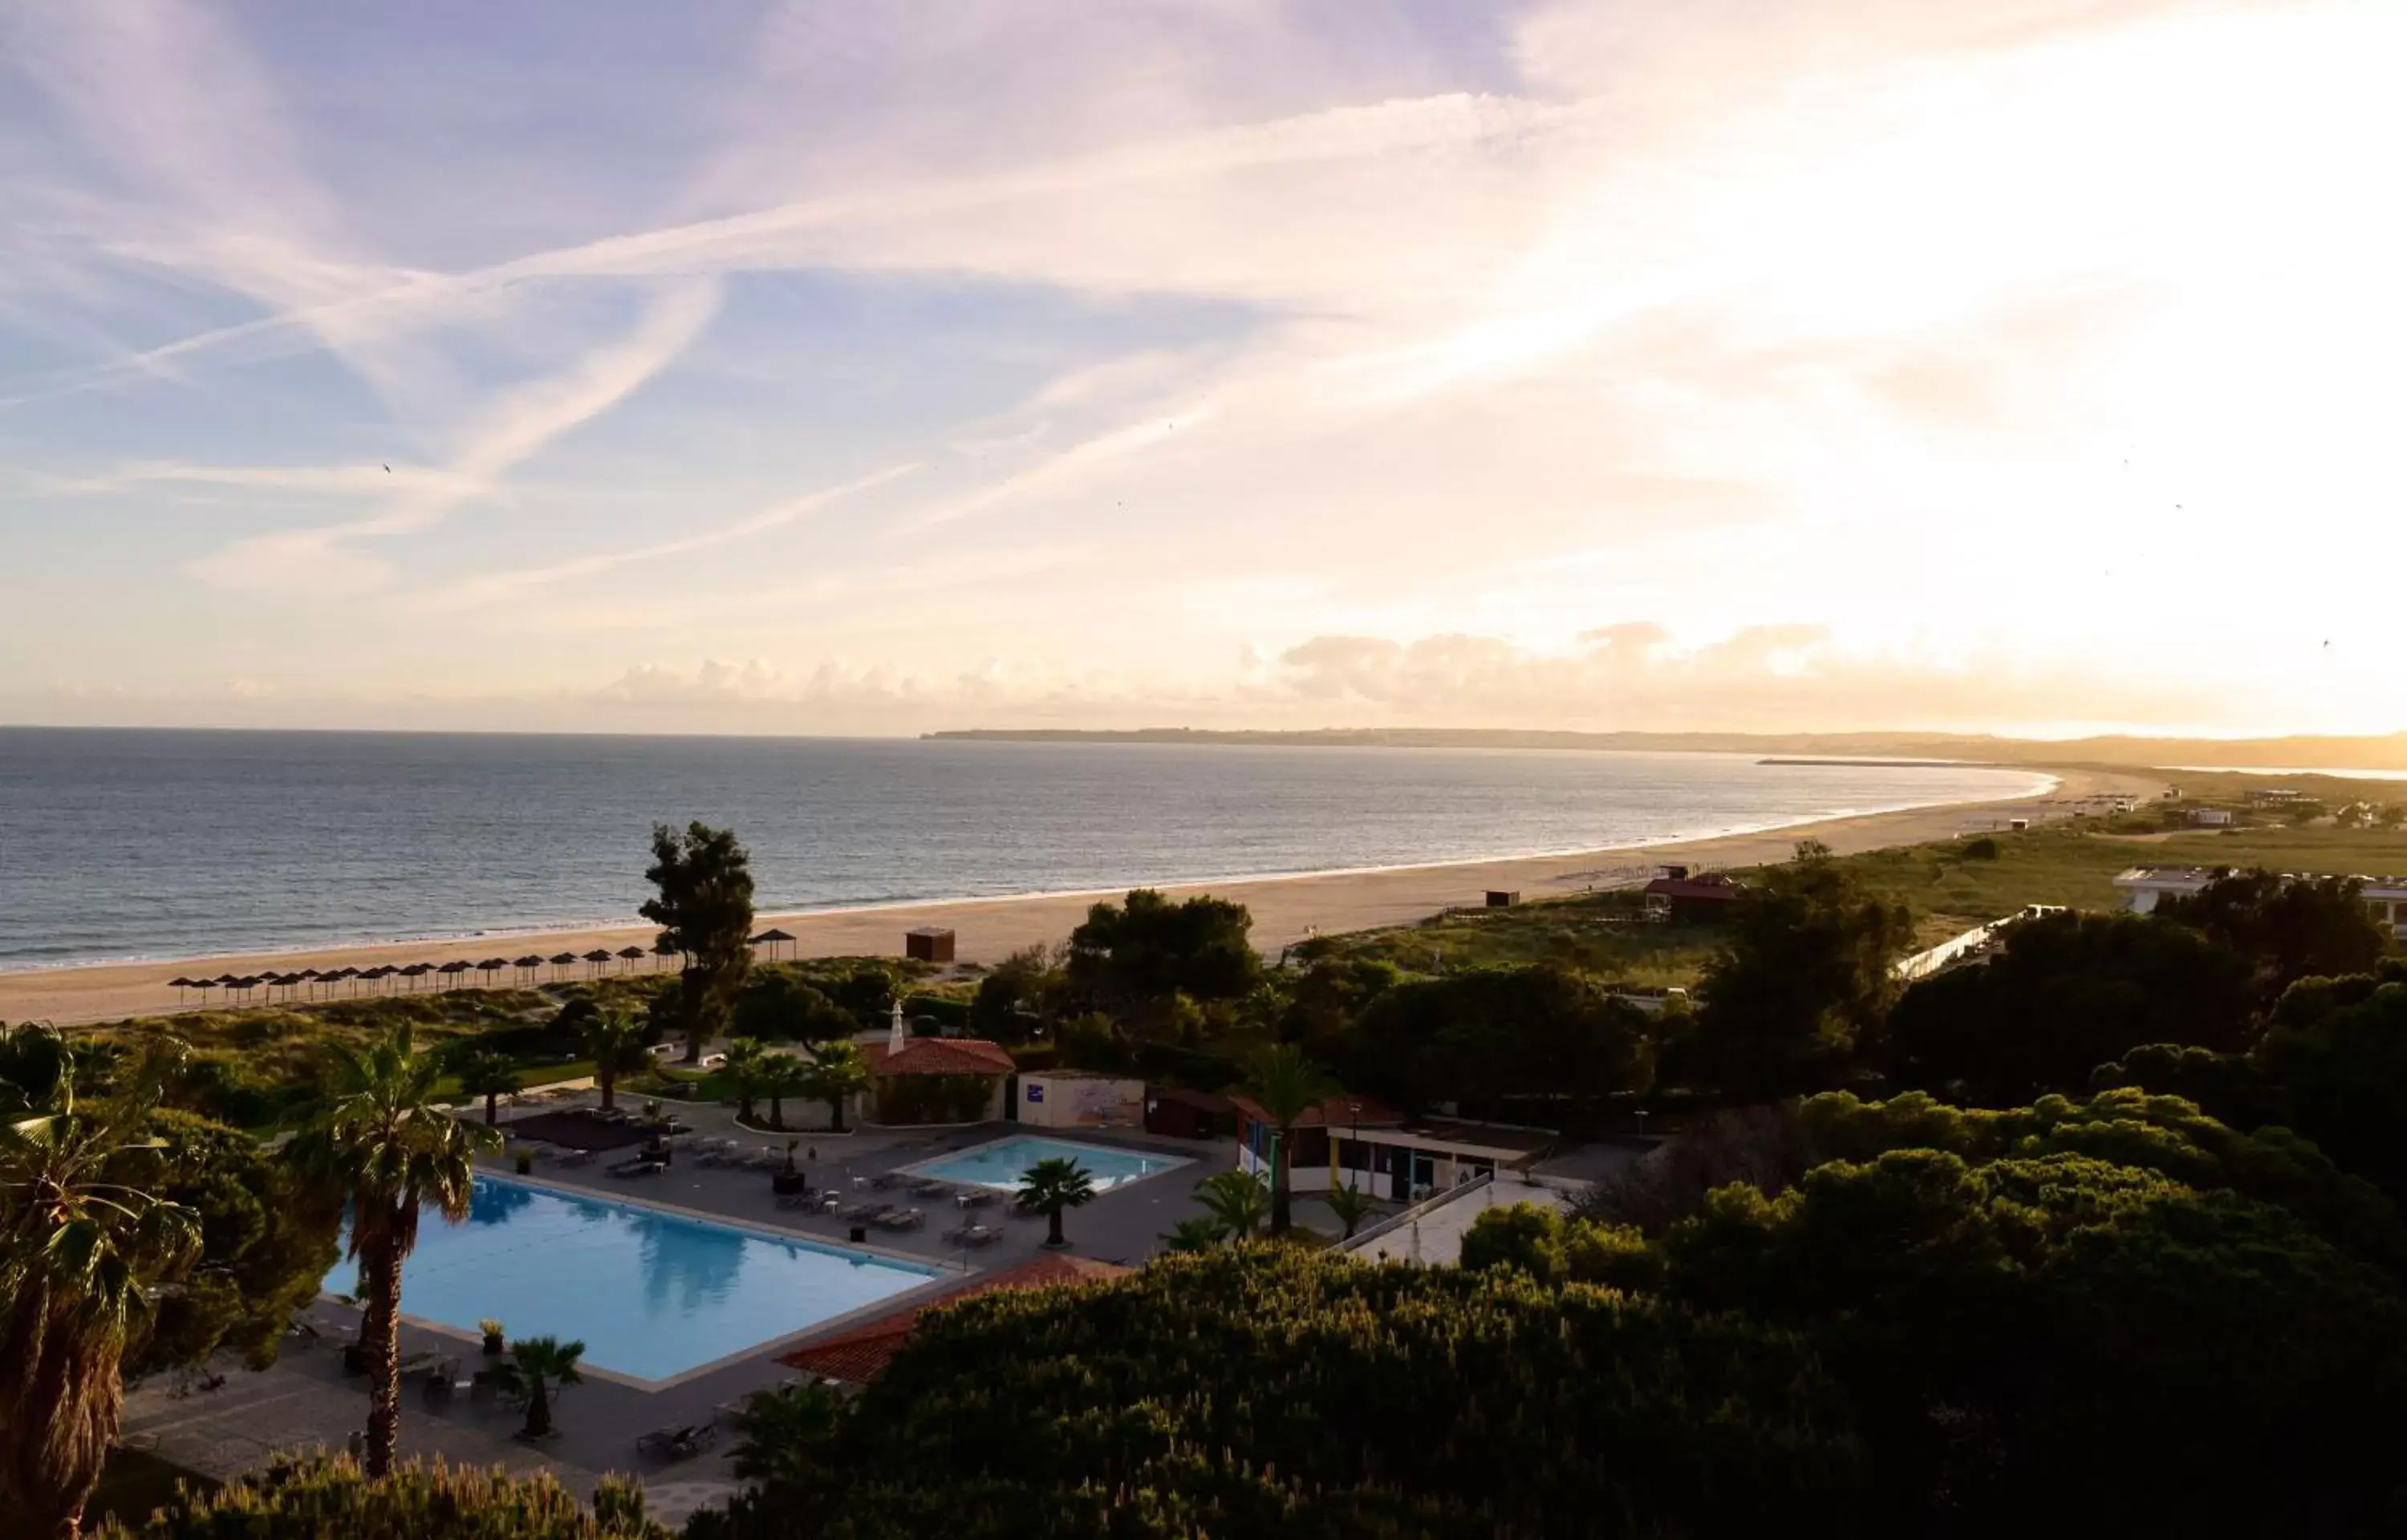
[
  {"left": 514, "top": 1149, "right": 534, "bottom": 1175},
  {"left": 771, "top": 1139, "right": 809, "bottom": 1196},
  {"left": 479, "top": 1318, "right": 507, "bottom": 1357}
]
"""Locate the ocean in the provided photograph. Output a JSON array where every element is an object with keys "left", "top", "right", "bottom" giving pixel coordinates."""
[{"left": 0, "top": 728, "right": 2050, "bottom": 970}]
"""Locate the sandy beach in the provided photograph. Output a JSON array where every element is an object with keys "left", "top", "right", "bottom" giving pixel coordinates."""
[{"left": 0, "top": 768, "right": 2157, "bottom": 1027}]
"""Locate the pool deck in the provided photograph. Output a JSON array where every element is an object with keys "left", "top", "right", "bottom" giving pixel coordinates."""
[{"left": 120, "top": 1098, "right": 1260, "bottom": 1525}]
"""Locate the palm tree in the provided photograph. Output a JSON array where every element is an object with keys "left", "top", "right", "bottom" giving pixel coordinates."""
[
  {"left": 1327, "top": 1182, "right": 1375, "bottom": 1240},
  {"left": 578, "top": 1011, "right": 647, "bottom": 1114},
  {"left": 497, "top": 1335, "right": 584, "bottom": 1440},
  {"left": 450, "top": 1049, "right": 522, "bottom": 1127},
  {"left": 1160, "top": 1216, "right": 1224, "bottom": 1254},
  {"left": 756, "top": 1055, "right": 810, "bottom": 1132},
  {"left": 802, "top": 1040, "right": 870, "bottom": 1133},
  {"left": 1247, "top": 1044, "right": 1336, "bottom": 1237},
  {"left": 291, "top": 1026, "right": 499, "bottom": 1479},
  {"left": 721, "top": 1037, "right": 769, "bottom": 1125},
  {"left": 1191, "top": 1169, "right": 1268, "bottom": 1241},
  {"left": 0, "top": 1045, "right": 200, "bottom": 1540},
  {"left": 727, "top": 1379, "right": 846, "bottom": 1486},
  {"left": 1014, "top": 1157, "right": 1097, "bottom": 1248}
]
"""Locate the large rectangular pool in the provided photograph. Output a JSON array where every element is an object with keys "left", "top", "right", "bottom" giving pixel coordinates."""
[
  {"left": 903, "top": 1135, "right": 1191, "bottom": 1193},
  {"left": 323, "top": 1177, "right": 944, "bottom": 1381}
]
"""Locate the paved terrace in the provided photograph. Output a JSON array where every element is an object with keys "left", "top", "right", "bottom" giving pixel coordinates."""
[{"left": 123, "top": 1095, "right": 1248, "bottom": 1526}]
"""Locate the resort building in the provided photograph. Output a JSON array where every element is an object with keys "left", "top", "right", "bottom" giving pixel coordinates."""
[
  {"left": 780, "top": 1254, "right": 1130, "bottom": 1388},
  {"left": 1143, "top": 1085, "right": 1236, "bottom": 1141},
  {"left": 864, "top": 1036, "right": 1016, "bottom": 1125},
  {"left": 1640, "top": 870, "right": 1747, "bottom": 924},
  {"left": 1231, "top": 1093, "right": 1558, "bottom": 1203},
  {"left": 1013, "top": 1069, "right": 1145, "bottom": 1130},
  {"left": 2114, "top": 865, "right": 2407, "bottom": 940}
]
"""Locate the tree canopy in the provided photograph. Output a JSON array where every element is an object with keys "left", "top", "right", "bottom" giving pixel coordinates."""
[
  {"left": 1342, "top": 962, "right": 1649, "bottom": 1123},
  {"left": 640, "top": 822, "right": 757, "bottom": 1060},
  {"left": 1885, "top": 910, "right": 2255, "bottom": 1105},
  {"left": 1674, "top": 841, "right": 1913, "bottom": 1098},
  {"left": 1065, "top": 890, "right": 1259, "bottom": 1028},
  {"left": 2157, "top": 868, "right": 2389, "bottom": 999}
]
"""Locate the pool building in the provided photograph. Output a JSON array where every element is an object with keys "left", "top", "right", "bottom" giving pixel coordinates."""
[{"left": 1230, "top": 1094, "right": 1557, "bottom": 1204}]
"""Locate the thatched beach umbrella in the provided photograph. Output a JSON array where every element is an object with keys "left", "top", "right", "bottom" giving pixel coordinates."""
[
  {"left": 615, "top": 945, "right": 645, "bottom": 973},
  {"left": 581, "top": 947, "right": 613, "bottom": 978},
  {"left": 169, "top": 976, "right": 194, "bottom": 1003},
  {"left": 438, "top": 960, "right": 472, "bottom": 989},
  {"left": 651, "top": 938, "right": 677, "bottom": 972},
  {"left": 549, "top": 951, "right": 577, "bottom": 981},
  {"left": 477, "top": 958, "right": 508, "bottom": 986},
  {"left": 514, "top": 954, "right": 544, "bottom": 985},
  {"left": 751, "top": 927, "right": 795, "bottom": 960}
]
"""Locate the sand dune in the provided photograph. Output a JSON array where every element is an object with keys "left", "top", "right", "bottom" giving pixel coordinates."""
[{"left": 0, "top": 769, "right": 2155, "bottom": 1027}]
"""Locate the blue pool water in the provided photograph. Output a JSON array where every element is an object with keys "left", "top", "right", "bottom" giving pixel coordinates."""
[
  {"left": 322, "top": 1177, "right": 944, "bottom": 1380},
  {"left": 906, "top": 1136, "right": 1191, "bottom": 1192}
]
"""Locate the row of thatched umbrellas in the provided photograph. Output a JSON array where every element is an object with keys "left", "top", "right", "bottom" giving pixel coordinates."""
[{"left": 165, "top": 926, "right": 798, "bottom": 1005}]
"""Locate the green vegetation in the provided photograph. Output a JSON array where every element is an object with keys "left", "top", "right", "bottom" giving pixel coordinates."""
[
  {"left": 686, "top": 1246, "right": 1861, "bottom": 1540},
  {"left": 641, "top": 821, "right": 757, "bottom": 1063},
  {"left": 91, "top": 1457, "right": 668, "bottom": 1539},
  {"left": 1243, "top": 1044, "right": 1335, "bottom": 1235},
  {"left": 492, "top": 1336, "right": 585, "bottom": 1441},
  {"left": 0, "top": 1039, "right": 201, "bottom": 1539},
  {"left": 1013, "top": 1157, "right": 1097, "bottom": 1248},
  {"left": 289, "top": 1027, "right": 498, "bottom": 1478}
]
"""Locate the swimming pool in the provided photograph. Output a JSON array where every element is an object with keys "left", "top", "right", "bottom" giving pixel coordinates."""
[
  {"left": 903, "top": 1135, "right": 1191, "bottom": 1193},
  {"left": 321, "top": 1177, "right": 944, "bottom": 1381}
]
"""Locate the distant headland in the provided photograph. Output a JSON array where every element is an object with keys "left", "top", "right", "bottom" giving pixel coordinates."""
[{"left": 924, "top": 727, "right": 2407, "bottom": 772}]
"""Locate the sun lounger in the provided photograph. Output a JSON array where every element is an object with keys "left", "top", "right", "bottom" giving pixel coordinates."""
[
  {"left": 868, "top": 1171, "right": 899, "bottom": 1189},
  {"left": 774, "top": 1191, "right": 819, "bottom": 1210},
  {"left": 556, "top": 1148, "right": 594, "bottom": 1167},
  {"left": 958, "top": 1189, "right": 996, "bottom": 1209},
  {"left": 942, "top": 1224, "right": 998, "bottom": 1246},
  {"left": 608, "top": 1156, "right": 667, "bottom": 1178},
  {"left": 637, "top": 1424, "right": 720, "bottom": 1461},
  {"left": 839, "top": 1200, "right": 886, "bottom": 1222},
  {"left": 873, "top": 1207, "right": 924, "bottom": 1230}
]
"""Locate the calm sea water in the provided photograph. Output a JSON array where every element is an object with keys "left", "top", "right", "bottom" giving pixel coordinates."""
[{"left": 0, "top": 728, "right": 2048, "bottom": 969}]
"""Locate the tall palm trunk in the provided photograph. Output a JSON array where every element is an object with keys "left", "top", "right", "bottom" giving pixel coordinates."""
[
  {"left": 525, "top": 1375, "right": 553, "bottom": 1438},
  {"left": 768, "top": 1096, "right": 785, "bottom": 1130},
  {"left": 5, "top": 1287, "right": 124, "bottom": 1539},
  {"left": 1047, "top": 1206, "right": 1065, "bottom": 1246},
  {"left": 826, "top": 1094, "right": 847, "bottom": 1133},
  {"left": 356, "top": 1226, "right": 407, "bottom": 1478},
  {"left": 1269, "top": 1128, "right": 1294, "bottom": 1235},
  {"left": 598, "top": 1066, "right": 616, "bottom": 1112}
]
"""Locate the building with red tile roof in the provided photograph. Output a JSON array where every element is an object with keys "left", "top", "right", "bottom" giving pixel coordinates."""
[
  {"left": 863, "top": 1035, "right": 1017, "bottom": 1123},
  {"left": 777, "top": 1253, "right": 1130, "bottom": 1385}
]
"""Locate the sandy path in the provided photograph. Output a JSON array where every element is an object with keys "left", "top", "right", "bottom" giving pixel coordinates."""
[{"left": 0, "top": 768, "right": 2157, "bottom": 1026}]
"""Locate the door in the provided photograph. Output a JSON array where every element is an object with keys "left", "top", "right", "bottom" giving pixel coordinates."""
[{"left": 1411, "top": 1152, "right": 1436, "bottom": 1200}]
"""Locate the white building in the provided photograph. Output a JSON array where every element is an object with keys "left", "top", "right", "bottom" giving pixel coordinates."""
[{"left": 2114, "top": 866, "right": 2407, "bottom": 940}]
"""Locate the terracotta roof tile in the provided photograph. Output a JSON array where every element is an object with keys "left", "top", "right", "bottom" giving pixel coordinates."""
[
  {"left": 777, "top": 1253, "right": 1130, "bottom": 1383},
  {"left": 867, "top": 1037, "right": 1017, "bottom": 1076}
]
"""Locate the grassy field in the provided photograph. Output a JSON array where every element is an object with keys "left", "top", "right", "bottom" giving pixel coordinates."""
[{"left": 1313, "top": 817, "right": 2407, "bottom": 986}]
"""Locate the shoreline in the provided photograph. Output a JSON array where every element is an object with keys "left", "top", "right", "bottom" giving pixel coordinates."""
[
  {"left": 3, "top": 768, "right": 2153, "bottom": 1027},
  {"left": 0, "top": 772, "right": 2063, "bottom": 977}
]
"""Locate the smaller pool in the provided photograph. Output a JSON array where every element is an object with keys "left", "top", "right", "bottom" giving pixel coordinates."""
[{"left": 905, "top": 1135, "right": 1191, "bottom": 1193}]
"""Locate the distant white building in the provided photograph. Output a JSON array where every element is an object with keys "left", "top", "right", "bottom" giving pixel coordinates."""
[
  {"left": 2189, "top": 808, "right": 2235, "bottom": 828},
  {"left": 2114, "top": 866, "right": 2407, "bottom": 940}
]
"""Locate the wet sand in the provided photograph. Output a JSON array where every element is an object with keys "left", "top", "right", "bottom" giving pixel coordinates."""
[{"left": 1, "top": 768, "right": 2157, "bottom": 1026}]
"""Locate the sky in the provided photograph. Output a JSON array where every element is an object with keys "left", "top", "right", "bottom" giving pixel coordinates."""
[{"left": 1, "top": 0, "right": 2401, "bottom": 739}]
